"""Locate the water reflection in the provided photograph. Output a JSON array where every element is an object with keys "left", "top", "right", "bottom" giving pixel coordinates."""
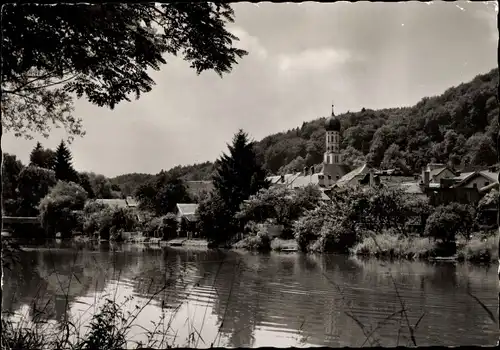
[{"left": 3, "top": 243, "right": 498, "bottom": 347}]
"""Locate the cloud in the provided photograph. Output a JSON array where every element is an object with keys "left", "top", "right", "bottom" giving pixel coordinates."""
[
  {"left": 229, "top": 26, "right": 269, "bottom": 60},
  {"left": 277, "top": 47, "right": 352, "bottom": 73},
  {"left": 471, "top": 2, "right": 498, "bottom": 42}
]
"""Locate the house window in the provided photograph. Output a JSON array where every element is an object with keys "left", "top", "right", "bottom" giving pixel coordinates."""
[{"left": 473, "top": 183, "right": 477, "bottom": 188}]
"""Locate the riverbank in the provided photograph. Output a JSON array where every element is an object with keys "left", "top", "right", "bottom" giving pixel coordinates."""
[
  {"left": 71, "top": 234, "right": 210, "bottom": 248},
  {"left": 9, "top": 231, "right": 498, "bottom": 264},
  {"left": 350, "top": 233, "right": 498, "bottom": 263},
  {"left": 230, "top": 232, "right": 498, "bottom": 264}
]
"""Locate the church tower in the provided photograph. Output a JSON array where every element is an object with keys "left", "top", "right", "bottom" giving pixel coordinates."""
[
  {"left": 324, "top": 104, "right": 342, "bottom": 165},
  {"left": 320, "top": 104, "right": 350, "bottom": 184}
]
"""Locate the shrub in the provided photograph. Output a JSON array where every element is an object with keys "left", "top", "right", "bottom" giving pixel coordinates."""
[
  {"left": 233, "top": 231, "right": 271, "bottom": 251},
  {"left": 424, "top": 203, "right": 476, "bottom": 243},
  {"left": 236, "top": 184, "right": 322, "bottom": 234},
  {"left": 319, "top": 222, "right": 358, "bottom": 253},
  {"left": 143, "top": 213, "right": 178, "bottom": 240},
  {"left": 83, "top": 206, "right": 139, "bottom": 240},
  {"left": 38, "top": 181, "right": 88, "bottom": 238},
  {"left": 292, "top": 207, "right": 325, "bottom": 252},
  {"left": 83, "top": 200, "right": 108, "bottom": 215},
  {"left": 270, "top": 238, "right": 297, "bottom": 251},
  {"left": 197, "top": 192, "right": 237, "bottom": 245}
]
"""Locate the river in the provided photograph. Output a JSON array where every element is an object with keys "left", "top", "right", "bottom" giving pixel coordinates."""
[{"left": 2, "top": 241, "right": 498, "bottom": 348}]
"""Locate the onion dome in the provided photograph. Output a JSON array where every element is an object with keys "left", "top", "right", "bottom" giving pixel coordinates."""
[{"left": 325, "top": 104, "right": 341, "bottom": 131}]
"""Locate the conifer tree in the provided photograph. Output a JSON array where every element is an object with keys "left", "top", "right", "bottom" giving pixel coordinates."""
[
  {"left": 54, "top": 140, "right": 78, "bottom": 183},
  {"left": 29, "top": 142, "right": 55, "bottom": 169},
  {"left": 212, "top": 129, "right": 269, "bottom": 213},
  {"left": 199, "top": 129, "right": 269, "bottom": 244}
]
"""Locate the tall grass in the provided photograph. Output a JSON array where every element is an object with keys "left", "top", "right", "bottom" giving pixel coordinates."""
[
  {"left": 350, "top": 232, "right": 437, "bottom": 260},
  {"left": 351, "top": 231, "right": 499, "bottom": 263},
  {"left": 457, "top": 235, "right": 499, "bottom": 263}
]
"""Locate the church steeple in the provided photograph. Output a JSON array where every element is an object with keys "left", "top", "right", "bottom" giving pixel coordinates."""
[{"left": 324, "top": 105, "right": 342, "bottom": 164}]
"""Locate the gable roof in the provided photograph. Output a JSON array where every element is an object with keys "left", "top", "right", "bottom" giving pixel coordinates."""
[
  {"left": 176, "top": 203, "right": 199, "bottom": 222},
  {"left": 454, "top": 170, "right": 498, "bottom": 188},
  {"left": 267, "top": 172, "right": 302, "bottom": 186},
  {"left": 290, "top": 173, "right": 321, "bottom": 188},
  {"left": 336, "top": 163, "right": 371, "bottom": 187},
  {"left": 429, "top": 166, "right": 456, "bottom": 181}
]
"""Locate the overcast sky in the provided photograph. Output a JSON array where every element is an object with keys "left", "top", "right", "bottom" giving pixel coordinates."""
[{"left": 2, "top": 1, "right": 498, "bottom": 177}]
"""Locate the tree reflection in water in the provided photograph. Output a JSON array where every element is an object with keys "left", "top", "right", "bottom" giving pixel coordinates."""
[{"left": 2, "top": 243, "right": 498, "bottom": 347}]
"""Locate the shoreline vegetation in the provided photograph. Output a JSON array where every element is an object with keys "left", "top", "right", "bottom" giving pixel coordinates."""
[{"left": 7, "top": 230, "right": 498, "bottom": 264}]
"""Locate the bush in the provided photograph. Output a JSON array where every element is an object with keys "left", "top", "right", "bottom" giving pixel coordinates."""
[
  {"left": 319, "top": 222, "right": 358, "bottom": 253},
  {"left": 270, "top": 238, "right": 297, "bottom": 251},
  {"left": 197, "top": 192, "right": 237, "bottom": 245},
  {"left": 38, "top": 181, "right": 88, "bottom": 238},
  {"left": 292, "top": 207, "right": 325, "bottom": 252},
  {"left": 233, "top": 231, "right": 271, "bottom": 251},
  {"left": 236, "top": 184, "right": 322, "bottom": 234},
  {"left": 143, "top": 213, "right": 178, "bottom": 240},
  {"left": 424, "top": 203, "right": 476, "bottom": 243},
  {"left": 83, "top": 206, "right": 139, "bottom": 240},
  {"left": 83, "top": 200, "right": 108, "bottom": 214}
]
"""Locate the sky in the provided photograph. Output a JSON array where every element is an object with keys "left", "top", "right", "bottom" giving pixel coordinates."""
[{"left": 2, "top": 1, "right": 498, "bottom": 178}]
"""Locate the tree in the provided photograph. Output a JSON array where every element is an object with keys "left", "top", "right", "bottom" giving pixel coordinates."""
[
  {"left": 463, "top": 133, "right": 497, "bottom": 166},
  {"left": 83, "top": 172, "right": 118, "bottom": 199},
  {"left": 278, "top": 156, "right": 306, "bottom": 175},
  {"left": 77, "top": 172, "right": 96, "bottom": 199},
  {"left": 16, "top": 166, "right": 57, "bottom": 216},
  {"left": 54, "top": 140, "right": 78, "bottom": 183},
  {"left": 236, "top": 184, "right": 321, "bottom": 231},
  {"left": 380, "top": 143, "right": 409, "bottom": 173},
  {"left": 212, "top": 129, "right": 269, "bottom": 214},
  {"left": 424, "top": 203, "right": 476, "bottom": 243},
  {"left": 198, "top": 130, "right": 269, "bottom": 244},
  {"left": 196, "top": 191, "right": 234, "bottom": 244},
  {"left": 1, "top": 153, "right": 24, "bottom": 215},
  {"left": 341, "top": 146, "right": 366, "bottom": 168},
  {"left": 38, "top": 181, "right": 88, "bottom": 238},
  {"left": 2, "top": 3, "right": 247, "bottom": 140},
  {"left": 135, "top": 171, "right": 192, "bottom": 216},
  {"left": 29, "top": 142, "right": 55, "bottom": 169}
]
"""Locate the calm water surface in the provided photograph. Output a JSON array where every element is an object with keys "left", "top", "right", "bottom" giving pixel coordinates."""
[{"left": 2, "top": 241, "right": 498, "bottom": 348}]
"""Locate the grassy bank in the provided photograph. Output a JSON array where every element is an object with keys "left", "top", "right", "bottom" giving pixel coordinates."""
[
  {"left": 351, "top": 232, "right": 499, "bottom": 263},
  {"left": 232, "top": 235, "right": 298, "bottom": 252}
]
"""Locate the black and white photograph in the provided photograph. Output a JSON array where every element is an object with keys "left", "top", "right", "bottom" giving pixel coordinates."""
[{"left": 1, "top": 1, "right": 499, "bottom": 348}]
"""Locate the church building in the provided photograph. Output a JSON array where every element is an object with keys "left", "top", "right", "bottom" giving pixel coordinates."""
[{"left": 267, "top": 105, "right": 351, "bottom": 192}]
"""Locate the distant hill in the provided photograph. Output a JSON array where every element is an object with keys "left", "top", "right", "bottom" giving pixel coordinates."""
[{"left": 112, "top": 67, "right": 499, "bottom": 194}]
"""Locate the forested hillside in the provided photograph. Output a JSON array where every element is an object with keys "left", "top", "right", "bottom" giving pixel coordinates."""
[{"left": 112, "top": 68, "right": 499, "bottom": 194}]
